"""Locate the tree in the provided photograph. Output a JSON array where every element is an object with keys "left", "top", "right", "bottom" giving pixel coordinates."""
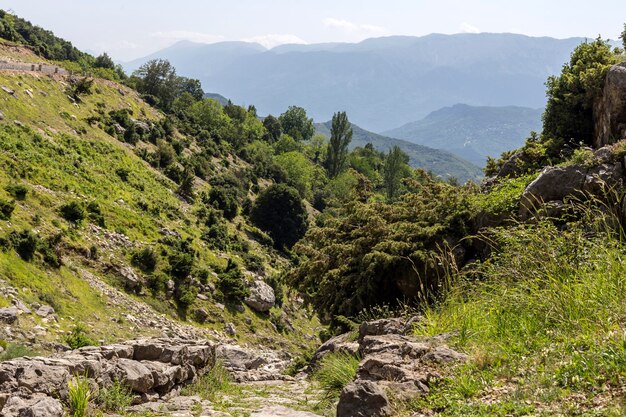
[
  {"left": 383, "top": 146, "right": 410, "bottom": 201},
  {"left": 133, "top": 59, "right": 179, "bottom": 110},
  {"left": 94, "top": 53, "right": 115, "bottom": 69},
  {"left": 250, "top": 184, "right": 308, "bottom": 249},
  {"left": 278, "top": 106, "right": 315, "bottom": 141},
  {"left": 325, "top": 111, "right": 353, "bottom": 178},
  {"left": 621, "top": 24, "right": 626, "bottom": 51},
  {"left": 542, "top": 38, "right": 616, "bottom": 154},
  {"left": 263, "top": 115, "right": 282, "bottom": 143}
]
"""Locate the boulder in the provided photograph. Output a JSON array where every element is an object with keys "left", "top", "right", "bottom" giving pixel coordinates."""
[
  {"left": 423, "top": 346, "right": 468, "bottom": 363},
  {"left": 35, "top": 305, "right": 54, "bottom": 318},
  {"left": 115, "top": 358, "right": 155, "bottom": 393},
  {"left": 582, "top": 163, "right": 623, "bottom": 195},
  {"left": 216, "top": 345, "right": 257, "bottom": 371},
  {"left": 2, "top": 395, "right": 63, "bottom": 417},
  {"left": 244, "top": 280, "right": 275, "bottom": 312},
  {"left": 310, "top": 332, "right": 360, "bottom": 368},
  {"left": 337, "top": 380, "right": 392, "bottom": 417},
  {"left": 117, "top": 266, "right": 144, "bottom": 293},
  {"left": 0, "top": 307, "right": 18, "bottom": 324},
  {"left": 594, "top": 62, "right": 626, "bottom": 148},
  {"left": 16, "top": 363, "right": 70, "bottom": 398},
  {"left": 359, "top": 318, "right": 407, "bottom": 340},
  {"left": 519, "top": 165, "right": 587, "bottom": 218}
]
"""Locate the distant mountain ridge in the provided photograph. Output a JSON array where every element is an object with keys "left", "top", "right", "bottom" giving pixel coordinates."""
[
  {"left": 315, "top": 121, "right": 483, "bottom": 182},
  {"left": 383, "top": 104, "right": 543, "bottom": 166},
  {"left": 124, "top": 33, "right": 585, "bottom": 131}
]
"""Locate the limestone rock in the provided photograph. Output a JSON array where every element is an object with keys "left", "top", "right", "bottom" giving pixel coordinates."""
[
  {"left": 594, "top": 62, "right": 626, "bottom": 148},
  {"left": 115, "top": 358, "right": 155, "bottom": 393},
  {"left": 244, "top": 280, "right": 275, "bottom": 312},
  {"left": 35, "top": 305, "right": 54, "bottom": 318},
  {"left": 0, "top": 307, "right": 18, "bottom": 324},
  {"left": 519, "top": 165, "right": 587, "bottom": 218},
  {"left": 2, "top": 395, "right": 63, "bottom": 417},
  {"left": 337, "top": 380, "right": 392, "bottom": 417},
  {"left": 310, "top": 332, "right": 360, "bottom": 368},
  {"left": 359, "top": 318, "right": 408, "bottom": 340}
]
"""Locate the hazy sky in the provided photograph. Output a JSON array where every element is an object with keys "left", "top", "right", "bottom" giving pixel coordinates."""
[{"left": 3, "top": 0, "right": 626, "bottom": 61}]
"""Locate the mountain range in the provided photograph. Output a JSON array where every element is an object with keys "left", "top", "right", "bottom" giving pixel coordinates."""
[
  {"left": 125, "top": 33, "right": 585, "bottom": 132},
  {"left": 383, "top": 104, "right": 543, "bottom": 165}
]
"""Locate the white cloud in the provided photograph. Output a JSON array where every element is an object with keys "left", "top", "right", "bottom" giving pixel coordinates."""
[
  {"left": 323, "top": 18, "right": 387, "bottom": 36},
  {"left": 459, "top": 22, "right": 480, "bottom": 34},
  {"left": 243, "top": 34, "right": 308, "bottom": 49},
  {"left": 151, "top": 31, "right": 225, "bottom": 44}
]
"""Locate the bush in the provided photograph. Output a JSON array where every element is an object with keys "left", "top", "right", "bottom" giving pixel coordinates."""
[
  {"left": 250, "top": 184, "right": 308, "bottom": 249},
  {"left": 10, "top": 230, "right": 39, "bottom": 261},
  {"left": 68, "top": 373, "right": 91, "bottom": 417},
  {"left": 168, "top": 250, "right": 194, "bottom": 280},
  {"left": 65, "top": 325, "right": 96, "bottom": 349},
  {"left": 131, "top": 246, "right": 158, "bottom": 273},
  {"left": 97, "top": 380, "right": 133, "bottom": 412},
  {"left": 5, "top": 184, "right": 28, "bottom": 200},
  {"left": 207, "top": 186, "right": 239, "bottom": 220},
  {"left": 60, "top": 201, "right": 86, "bottom": 224},
  {"left": 217, "top": 260, "right": 249, "bottom": 302},
  {"left": 86, "top": 201, "right": 105, "bottom": 227},
  {"left": 0, "top": 199, "right": 15, "bottom": 220},
  {"left": 202, "top": 222, "right": 230, "bottom": 251}
]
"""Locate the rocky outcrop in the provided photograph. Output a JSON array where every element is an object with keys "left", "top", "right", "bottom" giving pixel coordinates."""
[
  {"left": 0, "top": 338, "right": 214, "bottom": 417},
  {"left": 519, "top": 146, "right": 625, "bottom": 219},
  {"left": 244, "top": 280, "right": 276, "bottom": 312},
  {"left": 327, "top": 319, "right": 467, "bottom": 417},
  {"left": 216, "top": 344, "right": 291, "bottom": 382},
  {"left": 594, "top": 62, "right": 626, "bottom": 148}
]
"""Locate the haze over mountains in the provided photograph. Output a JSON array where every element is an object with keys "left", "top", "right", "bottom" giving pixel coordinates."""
[
  {"left": 384, "top": 104, "right": 544, "bottom": 165},
  {"left": 125, "top": 33, "right": 584, "bottom": 132}
]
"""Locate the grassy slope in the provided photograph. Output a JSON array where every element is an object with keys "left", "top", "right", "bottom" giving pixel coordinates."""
[
  {"left": 0, "top": 65, "right": 320, "bottom": 352},
  {"left": 405, "top": 218, "right": 626, "bottom": 416}
]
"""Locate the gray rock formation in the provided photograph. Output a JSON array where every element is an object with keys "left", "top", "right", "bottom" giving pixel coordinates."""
[
  {"left": 337, "top": 380, "right": 392, "bottom": 417},
  {"left": 244, "top": 280, "right": 276, "bottom": 312},
  {"left": 0, "top": 338, "right": 214, "bottom": 417},
  {"left": 0, "top": 307, "right": 18, "bottom": 324},
  {"left": 594, "top": 62, "right": 626, "bottom": 148}
]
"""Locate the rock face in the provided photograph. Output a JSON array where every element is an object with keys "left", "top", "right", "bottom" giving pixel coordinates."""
[
  {"left": 0, "top": 338, "right": 214, "bottom": 417},
  {"left": 244, "top": 280, "right": 276, "bottom": 312},
  {"left": 594, "top": 62, "right": 626, "bottom": 148},
  {"left": 330, "top": 318, "right": 467, "bottom": 416},
  {"left": 337, "top": 380, "right": 392, "bottom": 417},
  {"left": 519, "top": 146, "right": 626, "bottom": 219}
]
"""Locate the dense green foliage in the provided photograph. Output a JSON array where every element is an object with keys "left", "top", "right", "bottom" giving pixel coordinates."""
[
  {"left": 251, "top": 184, "right": 308, "bottom": 249},
  {"left": 542, "top": 38, "right": 616, "bottom": 155},
  {"left": 0, "top": 10, "right": 87, "bottom": 61},
  {"left": 292, "top": 171, "right": 473, "bottom": 322},
  {"left": 278, "top": 106, "right": 315, "bottom": 141}
]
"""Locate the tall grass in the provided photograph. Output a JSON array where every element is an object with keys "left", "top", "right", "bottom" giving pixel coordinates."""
[
  {"left": 409, "top": 199, "right": 626, "bottom": 414},
  {"left": 97, "top": 380, "right": 133, "bottom": 412},
  {"left": 68, "top": 373, "right": 91, "bottom": 417},
  {"left": 313, "top": 352, "right": 360, "bottom": 404},
  {"left": 181, "top": 361, "right": 237, "bottom": 402}
]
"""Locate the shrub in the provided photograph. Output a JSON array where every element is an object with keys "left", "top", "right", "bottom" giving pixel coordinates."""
[
  {"left": 68, "top": 373, "right": 91, "bottom": 417},
  {"left": 5, "top": 184, "right": 28, "bottom": 200},
  {"left": 86, "top": 201, "right": 105, "bottom": 227},
  {"left": 168, "top": 250, "right": 194, "bottom": 280},
  {"left": 202, "top": 222, "right": 229, "bottom": 251},
  {"left": 131, "top": 246, "right": 158, "bottom": 273},
  {"left": 10, "top": 230, "right": 39, "bottom": 261},
  {"left": 207, "top": 186, "right": 239, "bottom": 220},
  {"left": 0, "top": 198, "right": 15, "bottom": 220},
  {"left": 97, "top": 380, "right": 133, "bottom": 412},
  {"left": 217, "top": 260, "right": 249, "bottom": 302},
  {"left": 250, "top": 184, "right": 308, "bottom": 249},
  {"left": 60, "top": 201, "right": 86, "bottom": 224},
  {"left": 115, "top": 167, "right": 130, "bottom": 181},
  {"left": 65, "top": 325, "right": 96, "bottom": 349}
]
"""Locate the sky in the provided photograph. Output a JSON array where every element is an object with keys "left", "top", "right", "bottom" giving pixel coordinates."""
[{"left": 2, "top": 0, "right": 626, "bottom": 61}]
